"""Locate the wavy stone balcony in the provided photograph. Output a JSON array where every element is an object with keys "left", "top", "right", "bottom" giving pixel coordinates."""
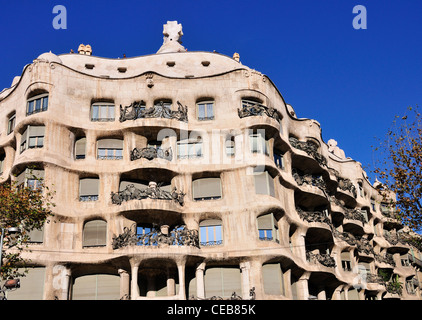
[{"left": 111, "top": 181, "right": 185, "bottom": 206}]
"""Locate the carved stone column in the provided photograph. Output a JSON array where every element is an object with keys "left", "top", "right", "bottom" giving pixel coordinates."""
[
  {"left": 130, "top": 260, "right": 141, "bottom": 300},
  {"left": 176, "top": 258, "right": 186, "bottom": 300},
  {"left": 195, "top": 262, "right": 206, "bottom": 299},
  {"left": 240, "top": 261, "right": 251, "bottom": 299},
  {"left": 118, "top": 269, "right": 130, "bottom": 300},
  {"left": 297, "top": 272, "right": 311, "bottom": 300}
]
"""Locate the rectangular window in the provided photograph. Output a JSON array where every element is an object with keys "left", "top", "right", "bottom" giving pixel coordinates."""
[
  {"left": 27, "top": 94, "right": 48, "bottom": 116},
  {"left": 79, "top": 178, "right": 99, "bottom": 201},
  {"left": 91, "top": 103, "right": 115, "bottom": 121},
  {"left": 7, "top": 113, "right": 16, "bottom": 135},
  {"left": 257, "top": 213, "right": 279, "bottom": 243},
  {"left": 250, "top": 133, "right": 269, "bottom": 155},
  {"left": 199, "top": 221, "right": 223, "bottom": 246},
  {"left": 197, "top": 102, "right": 214, "bottom": 121},
  {"left": 20, "top": 126, "right": 45, "bottom": 153},
  {"left": 177, "top": 140, "right": 203, "bottom": 159},
  {"left": 273, "top": 149, "right": 284, "bottom": 169},
  {"left": 97, "top": 139, "right": 123, "bottom": 160},
  {"left": 193, "top": 178, "right": 222, "bottom": 201},
  {"left": 254, "top": 170, "right": 275, "bottom": 197}
]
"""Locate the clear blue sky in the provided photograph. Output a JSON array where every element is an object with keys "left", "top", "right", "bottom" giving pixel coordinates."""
[{"left": 1, "top": 0, "right": 421, "bottom": 182}]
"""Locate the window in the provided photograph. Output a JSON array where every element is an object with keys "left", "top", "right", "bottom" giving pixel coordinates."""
[
  {"left": 83, "top": 220, "right": 107, "bottom": 247},
  {"left": 97, "top": 139, "right": 123, "bottom": 160},
  {"left": 27, "top": 93, "right": 48, "bottom": 116},
  {"left": 225, "top": 137, "right": 235, "bottom": 157},
  {"left": 79, "top": 178, "right": 99, "bottom": 201},
  {"left": 197, "top": 101, "right": 214, "bottom": 121},
  {"left": 72, "top": 274, "right": 120, "bottom": 300},
  {"left": 262, "top": 263, "right": 284, "bottom": 296},
  {"left": 20, "top": 125, "right": 45, "bottom": 153},
  {"left": 254, "top": 170, "right": 275, "bottom": 197},
  {"left": 75, "top": 137, "right": 86, "bottom": 160},
  {"left": 177, "top": 138, "right": 203, "bottom": 159},
  {"left": 341, "top": 252, "right": 352, "bottom": 271},
  {"left": 199, "top": 220, "right": 223, "bottom": 246},
  {"left": 249, "top": 132, "right": 269, "bottom": 155},
  {"left": 91, "top": 103, "right": 115, "bottom": 121},
  {"left": 7, "top": 112, "right": 16, "bottom": 135},
  {"left": 273, "top": 149, "right": 284, "bottom": 169},
  {"left": 204, "top": 267, "right": 241, "bottom": 299},
  {"left": 192, "top": 177, "right": 222, "bottom": 201},
  {"left": 6, "top": 267, "right": 46, "bottom": 300},
  {"left": 15, "top": 168, "right": 44, "bottom": 190},
  {"left": 257, "top": 213, "right": 279, "bottom": 243},
  {"left": 28, "top": 225, "right": 44, "bottom": 243}
]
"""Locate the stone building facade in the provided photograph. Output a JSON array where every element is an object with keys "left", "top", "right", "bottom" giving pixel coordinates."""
[{"left": 0, "top": 22, "right": 421, "bottom": 300}]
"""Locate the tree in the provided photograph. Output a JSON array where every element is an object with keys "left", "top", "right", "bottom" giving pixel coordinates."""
[
  {"left": 0, "top": 173, "right": 55, "bottom": 280},
  {"left": 372, "top": 106, "right": 421, "bottom": 233}
]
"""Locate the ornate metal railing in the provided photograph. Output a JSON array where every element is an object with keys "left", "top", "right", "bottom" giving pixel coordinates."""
[
  {"left": 344, "top": 208, "right": 366, "bottom": 223},
  {"left": 130, "top": 146, "right": 172, "bottom": 161},
  {"left": 112, "top": 224, "right": 199, "bottom": 249},
  {"left": 237, "top": 103, "right": 281, "bottom": 122},
  {"left": 296, "top": 207, "right": 331, "bottom": 226},
  {"left": 306, "top": 251, "right": 336, "bottom": 268},
  {"left": 292, "top": 168, "right": 327, "bottom": 193},
  {"left": 337, "top": 178, "right": 357, "bottom": 198},
  {"left": 289, "top": 137, "right": 327, "bottom": 167},
  {"left": 119, "top": 100, "right": 188, "bottom": 122},
  {"left": 111, "top": 181, "right": 185, "bottom": 206},
  {"left": 374, "top": 253, "right": 396, "bottom": 267}
]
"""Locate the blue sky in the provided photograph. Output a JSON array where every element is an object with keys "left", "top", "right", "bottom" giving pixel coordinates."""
[{"left": 1, "top": 0, "right": 421, "bottom": 182}]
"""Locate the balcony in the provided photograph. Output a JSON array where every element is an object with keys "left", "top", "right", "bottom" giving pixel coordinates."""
[
  {"left": 111, "top": 181, "right": 185, "bottom": 206},
  {"left": 296, "top": 207, "right": 331, "bottom": 226},
  {"left": 112, "top": 223, "right": 199, "bottom": 249},
  {"left": 306, "top": 251, "right": 336, "bottom": 268}
]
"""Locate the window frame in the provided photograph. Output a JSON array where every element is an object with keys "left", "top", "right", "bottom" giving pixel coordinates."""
[
  {"left": 249, "top": 132, "right": 269, "bottom": 156},
  {"left": 7, "top": 112, "right": 16, "bottom": 135},
  {"left": 91, "top": 102, "right": 115, "bottom": 122},
  {"left": 199, "top": 220, "right": 223, "bottom": 246},
  {"left": 197, "top": 100, "right": 214, "bottom": 121},
  {"left": 26, "top": 93, "right": 49, "bottom": 116},
  {"left": 177, "top": 139, "right": 203, "bottom": 159}
]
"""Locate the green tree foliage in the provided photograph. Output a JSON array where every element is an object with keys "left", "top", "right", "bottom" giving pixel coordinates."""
[
  {"left": 373, "top": 106, "right": 421, "bottom": 233},
  {"left": 0, "top": 174, "right": 54, "bottom": 280}
]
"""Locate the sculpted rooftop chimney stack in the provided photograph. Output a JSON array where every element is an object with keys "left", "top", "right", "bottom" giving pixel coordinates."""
[{"left": 156, "top": 21, "right": 186, "bottom": 54}]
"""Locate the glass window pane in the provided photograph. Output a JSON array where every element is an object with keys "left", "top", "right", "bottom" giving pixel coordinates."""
[
  {"left": 200, "top": 227, "right": 207, "bottom": 243},
  {"left": 92, "top": 106, "right": 99, "bottom": 120},
  {"left": 28, "top": 101, "right": 34, "bottom": 114},
  {"left": 100, "top": 106, "right": 108, "bottom": 119},
  {"left": 196, "top": 143, "right": 202, "bottom": 157},
  {"left": 42, "top": 96, "right": 48, "bottom": 110},
  {"left": 215, "top": 225, "right": 222, "bottom": 242},
  {"left": 198, "top": 104, "right": 205, "bottom": 120},
  {"left": 29, "top": 137, "right": 36, "bottom": 147},
  {"left": 115, "top": 149, "right": 123, "bottom": 159},
  {"left": 206, "top": 103, "right": 214, "bottom": 118},
  {"left": 35, "top": 98, "right": 42, "bottom": 111},
  {"left": 37, "top": 136, "right": 44, "bottom": 147},
  {"left": 208, "top": 227, "right": 214, "bottom": 242},
  {"left": 98, "top": 148, "right": 106, "bottom": 158}
]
